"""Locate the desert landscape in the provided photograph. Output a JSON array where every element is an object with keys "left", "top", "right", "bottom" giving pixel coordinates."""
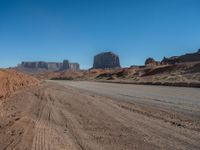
[
  {"left": 33, "top": 50, "right": 200, "bottom": 87},
  {"left": 1, "top": 0, "right": 200, "bottom": 149},
  {"left": 0, "top": 49, "right": 200, "bottom": 150}
]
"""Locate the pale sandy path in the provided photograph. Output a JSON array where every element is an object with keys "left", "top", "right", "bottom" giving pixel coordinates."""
[{"left": 52, "top": 80, "right": 200, "bottom": 118}]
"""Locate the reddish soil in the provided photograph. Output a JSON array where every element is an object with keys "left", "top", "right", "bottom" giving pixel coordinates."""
[
  {"left": 37, "top": 61, "right": 200, "bottom": 87},
  {"left": 0, "top": 69, "right": 39, "bottom": 98},
  {"left": 0, "top": 81, "right": 199, "bottom": 150}
]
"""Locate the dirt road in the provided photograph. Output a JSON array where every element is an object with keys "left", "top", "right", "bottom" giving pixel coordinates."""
[
  {"left": 53, "top": 81, "right": 200, "bottom": 118},
  {"left": 0, "top": 81, "right": 199, "bottom": 150}
]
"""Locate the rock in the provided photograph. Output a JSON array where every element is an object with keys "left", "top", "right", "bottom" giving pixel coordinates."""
[
  {"left": 130, "top": 65, "right": 139, "bottom": 68},
  {"left": 161, "top": 56, "right": 181, "bottom": 65},
  {"left": 61, "top": 60, "right": 70, "bottom": 70},
  {"left": 198, "top": 49, "right": 200, "bottom": 54},
  {"left": 93, "top": 52, "right": 121, "bottom": 69},
  {"left": 60, "top": 60, "right": 80, "bottom": 71},
  {"left": 161, "top": 49, "right": 200, "bottom": 65},
  {"left": 47, "top": 62, "right": 63, "bottom": 71},
  {"left": 145, "top": 57, "right": 159, "bottom": 66},
  {"left": 69, "top": 63, "right": 80, "bottom": 71},
  {"left": 37, "top": 61, "right": 48, "bottom": 69},
  {"left": 21, "top": 61, "right": 37, "bottom": 68},
  {"left": 21, "top": 61, "right": 49, "bottom": 69},
  {"left": 18, "top": 60, "right": 80, "bottom": 73}
]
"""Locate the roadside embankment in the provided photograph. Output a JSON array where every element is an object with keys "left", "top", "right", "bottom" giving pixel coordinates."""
[
  {"left": 97, "top": 80, "right": 200, "bottom": 88},
  {"left": 0, "top": 69, "right": 39, "bottom": 98}
]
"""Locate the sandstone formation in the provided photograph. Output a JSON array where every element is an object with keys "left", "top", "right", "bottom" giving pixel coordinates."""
[
  {"left": 93, "top": 52, "right": 121, "bottom": 69},
  {"left": 69, "top": 63, "right": 80, "bottom": 71},
  {"left": 61, "top": 60, "right": 70, "bottom": 70},
  {"left": 18, "top": 60, "right": 80, "bottom": 73},
  {"left": 145, "top": 57, "right": 159, "bottom": 66},
  {"left": 161, "top": 49, "right": 200, "bottom": 64},
  {"left": 47, "top": 62, "right": 63, "bottom": 71},
  {"left": 21, "top": 61, "right": 50, "bottom": 69}
]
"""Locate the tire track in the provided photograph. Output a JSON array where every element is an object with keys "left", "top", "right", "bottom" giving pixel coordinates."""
[
  {"left": 1, "top": 81, "right": 200, "bottom": 150},
  {"left": 31, "top": 89, "right": 77, "bottom": 150}
]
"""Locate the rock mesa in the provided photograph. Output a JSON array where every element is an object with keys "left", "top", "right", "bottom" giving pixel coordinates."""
[{"left": 93, "top": 52, "right": 121, "bottom": 69}]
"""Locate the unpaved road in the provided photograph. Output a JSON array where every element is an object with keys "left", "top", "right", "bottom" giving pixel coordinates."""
[
  {"left": 54, "top": 81, "right": 200, "bottom": 119},
  {"left": 0, "top": 81, "right": 200, "bottom": 150}
]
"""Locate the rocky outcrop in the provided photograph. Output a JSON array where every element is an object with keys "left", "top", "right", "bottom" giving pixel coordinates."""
[
  {"left": 69, "top": 63, "right": 80, "bottom": 71},
  {"left": 18, "top": 60, "right": 80, "bottom": 72},
  {"left": 161, "top": 49, "right": 200, "bottom": 64},
  {"left": 161, "top": 57, "right": 180, "bottom": 65},
  {"left": 61, "top": 60, "right": 70, "bottom": 70},
  {"left": 145, "top": 57, "right": 160, "bottom": 66},
  {"left": 47, "top": 63, "right": 63, "bottom": 71},
  {"left": 21, "top": 61, "right": 48, "bottom": 69},
  {"left": 93, "top": 52, "right": 121, "bottom": 69},
  {"left": 60, "top": 60, "right": 80, "bottom": 71}
]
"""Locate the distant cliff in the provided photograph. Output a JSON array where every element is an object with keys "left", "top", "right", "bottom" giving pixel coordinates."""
[
  {"left": 16, "top": 60, "right": 80, "bottom": 74},
  {"left": 161, "top": 49, "right": 200, "bottom": 64},
  {"left": 93, "top": 52, "right": 121, "bottom": 69}
]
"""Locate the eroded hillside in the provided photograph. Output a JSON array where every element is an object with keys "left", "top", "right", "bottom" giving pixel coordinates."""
[{"left": 0, "top": 69, "right": 39, "bottom": 98}]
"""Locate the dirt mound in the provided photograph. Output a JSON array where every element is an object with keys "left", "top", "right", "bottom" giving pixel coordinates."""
[{"left": 0, "top": 69, "right": 39, "bottom": 98}]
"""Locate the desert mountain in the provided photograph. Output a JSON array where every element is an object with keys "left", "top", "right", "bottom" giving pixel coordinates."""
[
  {"left": 15, "top": 60, "right": 80, "bottom": 74},
  {"left": 161, "top": 49, "right": 200, "bottom": 64},
  {"left": 93, "top": 52, "right": 121, "bottom": 69}
]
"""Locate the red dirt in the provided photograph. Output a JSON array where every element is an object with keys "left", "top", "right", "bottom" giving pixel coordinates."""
[
  {"left": 35, "top": 61, "right": 200, "bottom": 87},
  {"left": 0, "top": 69, "right": 39, "bottom": 98}
]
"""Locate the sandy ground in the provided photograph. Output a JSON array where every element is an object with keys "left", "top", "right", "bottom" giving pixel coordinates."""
[
  {"left": 0, "top": 69, "right": 39, "bottom": 98},
  {"left": 0, "top": 81, "right": 200, "bottom": 150}
]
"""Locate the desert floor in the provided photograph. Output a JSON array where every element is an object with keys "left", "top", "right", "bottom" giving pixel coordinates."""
[{"left": 0, "top": 81, "right": 199, "bottom": 150}]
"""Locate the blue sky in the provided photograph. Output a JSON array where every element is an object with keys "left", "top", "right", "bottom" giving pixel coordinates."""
[{"left": 0, "top": 0, "right": 200, "bottom": 69}]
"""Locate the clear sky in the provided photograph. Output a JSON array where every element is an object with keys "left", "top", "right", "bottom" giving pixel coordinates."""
[{"left": 0, "top": 0, "right": 200, "bottom": 69}]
